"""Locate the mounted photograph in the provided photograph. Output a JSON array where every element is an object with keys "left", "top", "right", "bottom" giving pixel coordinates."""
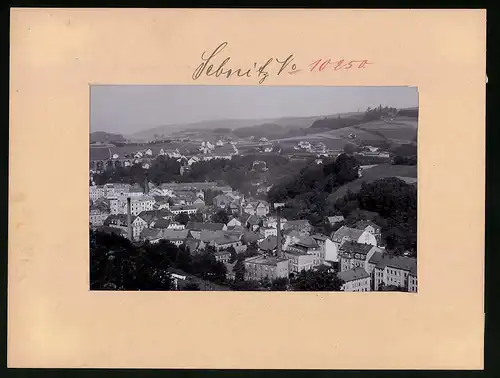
[{"left": 89, "top": 85, "right": 418, "bottom": 292}]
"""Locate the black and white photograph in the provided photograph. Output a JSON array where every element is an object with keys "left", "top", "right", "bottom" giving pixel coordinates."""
[{"left": 89, "top": 85, "right": 418, "bottom": 292}]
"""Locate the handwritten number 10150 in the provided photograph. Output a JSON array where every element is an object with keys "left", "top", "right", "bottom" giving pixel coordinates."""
[{"left": 309, "top": 59, "right": 372, "bottom": 72}]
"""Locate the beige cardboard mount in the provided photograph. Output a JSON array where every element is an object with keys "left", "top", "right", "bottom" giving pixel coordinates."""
[{"left": 9, "top": 8, "right": 485, "bottom": 369}]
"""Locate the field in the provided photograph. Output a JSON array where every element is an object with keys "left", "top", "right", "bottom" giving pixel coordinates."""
[
  {"left": 354, "top": 118, "right": 417, "bottom": 143},
  {"left": 327, "top": 164, "right": 418, "bottom": 203}
]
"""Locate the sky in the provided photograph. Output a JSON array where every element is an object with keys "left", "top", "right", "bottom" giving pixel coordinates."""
[{"left": 90, "top": 85, "right": 418, "bottom": 134}]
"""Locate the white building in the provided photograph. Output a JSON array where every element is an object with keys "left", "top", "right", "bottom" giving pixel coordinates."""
[{"left": 109, "top": 195, "right": 155, "bottom": 216}]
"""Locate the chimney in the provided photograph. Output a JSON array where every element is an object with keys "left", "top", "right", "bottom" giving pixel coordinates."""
[
  {"left": 276, "top": 206, "right": 282, "bottom": 257},
  {"left": 144, "top": 176, "right": 149, "bottom": 195},
  {"left": 127, "top": 197, "right": 132, "bottom": 240}
]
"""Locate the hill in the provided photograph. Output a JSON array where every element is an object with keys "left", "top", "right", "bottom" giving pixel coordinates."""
[
  {"left": 90, "top": 131, "right": 125, "bottom": 143},
  {"left": 327, "top": 163, "right": 417, "bottom": 204},
  {"left": 125, "top": 112, "right": 366, "bottom": 142}
]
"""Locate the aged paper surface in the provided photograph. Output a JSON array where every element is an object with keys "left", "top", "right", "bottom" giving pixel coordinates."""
[{"left": 9, "top": 9, "right": 485, "bottom": 369}]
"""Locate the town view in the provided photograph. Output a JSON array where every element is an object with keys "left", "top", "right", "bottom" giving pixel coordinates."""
[{"left": 90, "top": 85, "right": 418, "bottom": 292}]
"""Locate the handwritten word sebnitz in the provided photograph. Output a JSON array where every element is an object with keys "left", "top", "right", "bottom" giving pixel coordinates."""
[
  {"left": 309, "top": 59, "right": 372, "bottom": 72},
  {"left": 192, "top": 42, "right": 300, "bottom": 84}
]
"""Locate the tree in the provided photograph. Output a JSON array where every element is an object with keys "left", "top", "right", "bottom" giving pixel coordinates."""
[
  {"left": 191, "top": 211, "right": 204, "bottom": 223},
  {"left": 343, "top": 143, "right": 357, "bottom": 155},
  {"left": 233, "top": 259, "right": 246, "bottom": 282},
  {"left": 270, "top": 277, "right": 289, "bottom": 291},
  {"left": 291, "top": 266, "right": 343, "bottom": 291},
  {"left": 175, "top": 213, "right": 191, "bottom": 226},
  {"left": 183, "top": 282, "right": 201, "bottom": 291},
  {"left": 331, "top": 154, "right": 360, "bottom": 186},
  {"left": 228, "top": 246, "right": 238, "bottom": 263},
  {"left": 212, "top": 209, "right": 229, "bottom": 224}
]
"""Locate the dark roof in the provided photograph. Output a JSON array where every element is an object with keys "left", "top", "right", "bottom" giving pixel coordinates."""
[
  {"left": 214, "top": 233, "right": 242, "bottom": 246},
  {"left": 186, "top": 222, "right": 225, "bottom": 231},
  {"left": 244, "top": 254, "right": 287, "bottom": 266},
  {"left": 339, "top": 241, "right": 374, "bottom": 256},
  {"left": 376, "top": 256, "right": 417, "bottom": 275},
  {"left": 214, "top": 250, "right": 231, "bottom": 256},
  {"left": 295, "top": 237, "right": 319, "bottom": 249},
  {"left": 259, "top": 236, "right": 278, "bottom": 251},
  {"left": 141, "top": 228, "right": 162, "bottom": 239},
  {"left": 338, "top": 267, "right": 370, "bottom": 282},
  {"left": 162, "top": 229, "right": 190, "bottom": 241},
  {"left": 284, "top": 219, "right": 312, "bottom": 228},
  {"left": 368, "top": 251, "right": 384, "bottom": 265},
  {"left": 138, "top": 210, "right": 172, "bottom": 224},
  {"left": 97, "top": 226, "right": 127, "bottom": 237},
  {"left": 150, "top": 219, "right": 172, "bottom": 229},
  {"left": 332, "top": 226, "right": 365, "bottom": 242},
  {"left": 311, "top": 233, "right": 329, "bottom": 242}
]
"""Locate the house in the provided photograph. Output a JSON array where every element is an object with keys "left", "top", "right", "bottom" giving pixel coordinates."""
[
  {"left": 241, "top": 213, "right": 260, "bottom": 231},
  {"left": 193, "top": 198, "right": 206, "bottom": 208},
  {"left": 213, "top": 250, "right": 231, "bottom": 264},
  {"left": 227, "top": 202, "right": 241, "bottom": 214},
  {"left": 243, "top": 201, "right": 270, "bottom": 216},
  {"left": 150, "top": 219, "right": 172, "bottom": 229},
  {"left": 140, "top": 228, "right": 163, "bottom": 244},
  {"left": 244, "top": 255, "right": 289, "bottom": 281},
  {"left": 224, "top": 262, "right": 236, "bottom": 280},
  {"left": 311, "top": 234, "right": 339, "bottom": 263},
  {"left": 152, "top": 196, "right": 170, "bottom": 210},
  {"left": 264, "top": 216, "right": 288, "bottom": 229},
  {"left": 354, "top": 220, "right": 382, "bottom": 244},
  {"left": 331, "top": 226, "right": 377, "bottom": 247},
  {"left": 213, "top": 194, "right": 233, "bottom": 209},
  {"left": 104, "top": 214, "right": 147, "bottom": 240},
  {"left": 258, "top": 235, "right": 279, "bottom": 254},
  {"left": 262, "top": 227, "right": 278, "bottom": 238},
  {"left": 373, "top": 256, "right": 417, "bottom": 292},
  {"left": 89, "top": 208, "right": 110, "bottom": 227},
  {"left": 242, "top": 230, "right": 265, "bottom": 245},
  {"left": 338, "top": 267, "right": 371, "bottom": 292},
  {"left": 282, "top": 229, "right": 309, "bottom": 251},
  {"left": 137, "top": 209, "right": 174, "bottom": 227},
  {"left": 89, "top": 185, "right": 106, "bottom": 201},
  {"left": 213, "top": 233, "right": 243, "bottom": 251},
  {"left": 283, "top": 248, "right": 321, "bottom": 274},
  {"left": 227, "top": 217, "right": 242, "bottom": 228},
  {"left": 186, "top": 222, "right": 227, "bottom": 239},
  {"left": 162, "top": 229, "right": 191, "bottom": 246},
  {"left": 169, "top": 205, "right": 198, "bottom": 215},
  {"left": 290, "top": 236, "right": 324, "bottom": 264},
  {"left": 327, "top": 215, "right": 345, "bottom": 226},
  {"left": 338, "top": 241, "right": 384, "bottom": 273},
  {"left": 109, "top": 195, "right": 154, "bottom": 216},
  {"left": 184, "top": 239, "right": 206, "bottom": 254},
  {"left": 255, "top": 201, "right": 270, "bottom": 216},
  {"left": 282, "top": 219, "right": 313, "bottom": 234}
]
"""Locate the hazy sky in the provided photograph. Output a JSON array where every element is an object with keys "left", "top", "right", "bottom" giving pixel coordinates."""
[{"left": 90, "top": 85, "right": 418, "bottom": 134}]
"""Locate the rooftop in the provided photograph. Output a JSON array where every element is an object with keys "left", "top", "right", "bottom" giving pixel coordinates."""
[
  {"left": 337, "top": 267, "right": 370, "bottom": 282},
  {"left": 162, "top": 229, "right": 190, "bottom": 241},
  {"left": 245, "top": 254, "right": 288, "bottom": 266},
  {"left": 376, "top": 256, "right": 417, "bottom": 275},
  {"left": 339, "top": 241, "right": 376, "bottom": 256},
  {"left": 332, "top": 226, "right": 365, "bottom": 242},
  {"left": 186, "top": 222, "right": 225, "bottom": 231}
]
